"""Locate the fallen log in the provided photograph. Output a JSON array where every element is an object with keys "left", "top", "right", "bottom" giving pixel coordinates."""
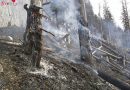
[
  {"left": 78, "top": 56, "right": 130, "bottom": 90},
  {"left": 0, "top": 40, "right": 22, "bottom": 46},
  {"left": 91, "top": 46, "right": 122, "bottom": 59},
  {"left": 93, "top": 38, "right": 122, "bottom": 57},
  {"left": 92, "top": 38, "right": 127, "bottom": 67},
  {"left": 100, "top": 40, "right": 122, "bottom": 56},
  {"left": 92, "top": 46, "right": 102, "bottom": 55},
  {"left": 0, "top": 36, "right": 13, "bottom": 41},
  {"left": 93, "top": 54, "right": 130, "bottom": 80},
  {"left": 98, "top": 70, "right": 130, "bottom": 90},
  {"left": 93, "top": 54, "right": 123, "bottom": 72}
]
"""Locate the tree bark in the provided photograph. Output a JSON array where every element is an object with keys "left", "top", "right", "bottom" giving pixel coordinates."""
[
  {"left": 24, "top": 0, "right": 44, "bottom": 68},
  {"left": 78, "top": 0, "right": 92, "bottom": 65},
  {"left": 79, "top": 0, "right": 88, "bottom": 27},
  {"left": 78, "top": 27, "right": 92, "bottom": 64}
]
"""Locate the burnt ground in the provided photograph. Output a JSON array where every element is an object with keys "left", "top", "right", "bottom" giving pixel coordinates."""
[{"left": 0, "top": 42, "right": 117, "bottom": 90}]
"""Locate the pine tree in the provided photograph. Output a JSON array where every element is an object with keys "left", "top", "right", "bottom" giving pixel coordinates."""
[
  {"left": 103, "top": 0, "right": 113, "bottom": 22},
  {"left": 121, "top": 0, "right": 130, "bottom": 30}
]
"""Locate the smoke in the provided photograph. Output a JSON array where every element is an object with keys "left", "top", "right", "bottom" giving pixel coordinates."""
[
  {"left": 43, "top": 0, "right": 81, "bottom": 60},
  {"left": 50, "top": 0, "right": 78, "bottom": 25}
]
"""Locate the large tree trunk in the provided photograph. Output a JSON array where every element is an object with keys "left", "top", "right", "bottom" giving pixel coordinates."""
[
  {"left": 78, "top": 0, "right": 92, "bottom": 65},
  {"left": 79, "top": 0, "right": 88, "bottom": 27},
  {"left": 24, "top": 0, "right": 44, "bottom": 68},
  {"left": 78, "top": 27, "right": 92, "bottom": 64},
  {"left": 23, "top": 0, "right": 43, "bottom": 44}
]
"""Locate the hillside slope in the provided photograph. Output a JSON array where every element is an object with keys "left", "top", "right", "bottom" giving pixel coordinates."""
[{"left": 0, "top": 42, "right": 115, "bottom": 90}]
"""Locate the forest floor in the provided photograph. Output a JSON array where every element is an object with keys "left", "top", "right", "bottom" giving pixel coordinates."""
[{"left": 0, "top": 41, "right": 116, "bottom": 90}]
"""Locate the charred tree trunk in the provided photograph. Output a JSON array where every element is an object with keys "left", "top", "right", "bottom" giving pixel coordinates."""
[
  {"left": 78, "top": 0, "right": 92, "bottom": 65},
  {"left": 23, "top": 0, "right": 43, "bottom": 45},
  {"left": 78, "top": 27, "right": 92, "bottom": 64},
  {"left": 24, "top": 0, "right": 43, "bottom": 68},
  {"left": 79, "top": 0, "right": 88, "bottom": 27}
]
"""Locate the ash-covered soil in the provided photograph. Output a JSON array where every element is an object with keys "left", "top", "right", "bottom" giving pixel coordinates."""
[{"left": 0, "top": 42, "right": 115, "bottom": 90}]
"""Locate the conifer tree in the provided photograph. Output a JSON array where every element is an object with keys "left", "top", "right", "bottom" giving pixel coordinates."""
[
  {"left": 103, "top": 0, "right": 113, "bottom": 22},
  {"left": 121, "top": 0, "right": 130, "bottom": 30}
]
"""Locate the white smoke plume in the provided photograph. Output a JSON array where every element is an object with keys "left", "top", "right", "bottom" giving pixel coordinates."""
[{"left": 43, "top": 0, "right": 81, "bottom": 60}]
